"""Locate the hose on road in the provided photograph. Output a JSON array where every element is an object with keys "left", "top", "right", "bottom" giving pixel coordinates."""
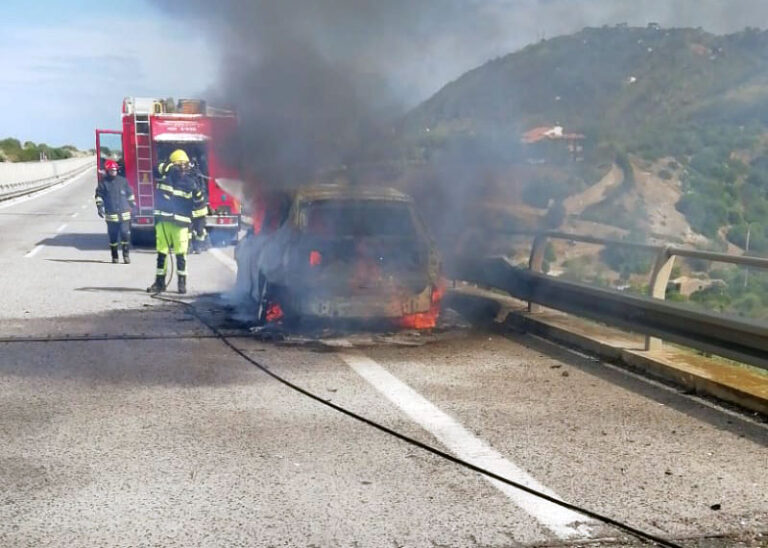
[{"left": 151, "top": 292, "right": 683, "bottom": 548}]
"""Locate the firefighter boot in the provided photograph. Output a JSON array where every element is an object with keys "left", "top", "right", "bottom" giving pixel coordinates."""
[
  {"left": 177, "top": 275, "right": 187, "bottom": 294},
  {"left": 146, "top": 275, "right": 166, "bottom": 294},
  {"left": 122, "top": 244, "right": 131, "bottom": 264},
  {"left": 110, "top": 245, "right": 119, "bottom": 264}
]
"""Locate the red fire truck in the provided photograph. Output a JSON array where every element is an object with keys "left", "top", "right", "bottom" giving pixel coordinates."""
[{"left": 95, "top": 97, "right": 242, "bottom": 244}]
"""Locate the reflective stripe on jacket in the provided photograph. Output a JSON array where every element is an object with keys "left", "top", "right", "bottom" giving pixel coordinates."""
[
  {"left": 191, "top": 203, "right": 208, "bottom": 218},
  {"left": 153, "top": 166, "right": 205, "bottom": 227},
  {"left": 105, "top": 211, "right": 132, "bottom": 222},
  {"left": 96, "top": 175, "right": 135, "bottom": 218}
]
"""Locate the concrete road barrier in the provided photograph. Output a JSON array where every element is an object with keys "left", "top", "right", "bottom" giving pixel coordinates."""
[{"left": 0, "top": 156, "right": 94, "bottom": 201}]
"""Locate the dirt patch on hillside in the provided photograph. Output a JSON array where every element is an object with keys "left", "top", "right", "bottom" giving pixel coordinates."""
[
  {"left": 563, "top": 164, "right": 623, "bottom": 216},
  {"left": 633, "top": 161, "right": 708, "bottom": 245}
]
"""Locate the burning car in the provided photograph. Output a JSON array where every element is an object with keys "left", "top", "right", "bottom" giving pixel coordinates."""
[{"left": 234, "top": 185, "right": 443, "bottom": 328}]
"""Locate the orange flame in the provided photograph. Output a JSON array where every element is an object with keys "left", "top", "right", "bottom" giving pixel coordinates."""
[
  {"left": 399, "top": 280, "right": 445, "bottom": 330},
  {"left": 266, "top": 302, "right": 284, "bottom": 323},
  {"left": 309, "top": 250, "right": 323, "bottom": 267},
  {"left": 400, "top": 311, "right": 437, "bottom": 330}
]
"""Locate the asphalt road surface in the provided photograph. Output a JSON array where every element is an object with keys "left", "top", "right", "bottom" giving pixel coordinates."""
[{"left": 0, "top": 170, "right": 766, "bottom": 547}]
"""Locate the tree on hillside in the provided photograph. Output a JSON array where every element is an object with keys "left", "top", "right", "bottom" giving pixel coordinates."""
[
  {"left": 615, "top": 150, "right": 634, "bottom": 187},
  {"left": 599, "top": 230, "right": 655, "bottom": 281}
]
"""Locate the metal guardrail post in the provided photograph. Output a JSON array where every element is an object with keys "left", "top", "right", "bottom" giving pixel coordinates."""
[
  {"left": 645, "top": 246, "right": 676, "bottom": 352},
  {"left": 528, "top": 234, "right": 548, "bottom": 313}
]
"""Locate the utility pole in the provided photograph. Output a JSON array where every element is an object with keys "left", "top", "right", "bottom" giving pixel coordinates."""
[{"left": 743, "top": 222, "right": 752, "bottom": 289}]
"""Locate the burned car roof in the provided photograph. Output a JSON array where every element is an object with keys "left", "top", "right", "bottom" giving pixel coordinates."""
[{"left": 294, "top": 184, "right": 413, "bottom": 203}]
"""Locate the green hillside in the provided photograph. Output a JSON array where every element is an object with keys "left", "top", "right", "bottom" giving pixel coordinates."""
[
  {"left": 405, "top": 25, "right": 768, "bottom": 142},
  {"left": 402, "top": 25, "right": 768, "bottom": 255}
]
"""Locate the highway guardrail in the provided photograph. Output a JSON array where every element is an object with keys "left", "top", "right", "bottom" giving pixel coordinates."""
[
  {"left": 0, "top": 156, "right": 94, "bottom": 202},
  {"left": 452, "top": 231, "right": 768, "bottom": 371}
]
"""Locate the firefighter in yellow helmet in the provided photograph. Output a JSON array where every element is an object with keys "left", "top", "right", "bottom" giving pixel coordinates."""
[
  {"left": 147, "top": 149, "right": 205, "bottom": 294},
  {"left": 157, "top": 152, "right": 210, "bottom": 254}
]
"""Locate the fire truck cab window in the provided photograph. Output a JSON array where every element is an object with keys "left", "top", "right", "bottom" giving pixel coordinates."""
[
  {"left": 98, "top": 133, "right": 124, "bottom": 175},
  {"left": 156, "top": 143, "right": 209, "bottom": 176}
]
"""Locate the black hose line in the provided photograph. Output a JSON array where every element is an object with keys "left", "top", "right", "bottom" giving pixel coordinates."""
[
  {"left": 160, "top": 221, "right": 175, "bottom": 288},
  {"left": 151, "top": 293, "right": 681, "bottom": 547}
]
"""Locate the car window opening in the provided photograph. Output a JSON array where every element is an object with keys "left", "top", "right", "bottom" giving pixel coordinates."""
[{"left": 301, "top": 200, "right": 416, "bottom": 238}]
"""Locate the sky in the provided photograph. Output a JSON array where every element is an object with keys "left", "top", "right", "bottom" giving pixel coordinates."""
[
  {"left": 1, "top": 0, "right": 767, "bottom": 150},
  {"left": 0, "top": 0, "right": 215, "bottom": 149}
]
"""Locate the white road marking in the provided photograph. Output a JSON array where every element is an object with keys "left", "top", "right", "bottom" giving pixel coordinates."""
[
  {"left": 25, "top": 224, "right": 68, "bottom": 258},
  {"left": 209, "top": 248, "right": 238, "bottom": 272},
  {"left": 25, "top": 244, "right": 45, "bottom": 258},
  {"left": 71, "top": 212, "right": 79, "bottom": 218},
  {"left": 81, "top": 204, "right": 87, "bottom": 209},
  {"left": 338, "top": 350, "right": 595, "bottom": 540},
  {"left": 0, "top": 166, "right": 94, "bottom": 211}
]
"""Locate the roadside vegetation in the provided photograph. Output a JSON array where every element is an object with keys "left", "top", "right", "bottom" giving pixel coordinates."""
[
  {"left": 0, "top": 138, "right": 77, "bottom": 162},
  {"left": 671, "top": 267, "right": 768, "bottom": 322}
]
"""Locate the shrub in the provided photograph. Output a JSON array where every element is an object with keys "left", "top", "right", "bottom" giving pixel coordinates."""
[
  {"left": 676, "top": 193, "right": 728, "bottom": 237},
  {"left": 0, "top": 137, "right": 75, "bottom": 162},
  {"left": 600, "top": 231, "right": 654, "bottom": 276},
  {"left": 615, "top": 150, "right": 635, "bottom": 186}
]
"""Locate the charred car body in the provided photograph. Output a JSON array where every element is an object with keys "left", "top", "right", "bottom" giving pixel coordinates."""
[{"left": 234, "top": 185, "right": 443, "bottom": 328}]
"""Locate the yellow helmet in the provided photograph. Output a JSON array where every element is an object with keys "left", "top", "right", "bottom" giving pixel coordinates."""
[{"left": 169, "top": 149, "right": 190, "bottom": 165}]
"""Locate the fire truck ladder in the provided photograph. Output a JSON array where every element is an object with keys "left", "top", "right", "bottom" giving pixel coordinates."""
[{"left": 134, "top": 114, "right": 154, "bottom": 217}]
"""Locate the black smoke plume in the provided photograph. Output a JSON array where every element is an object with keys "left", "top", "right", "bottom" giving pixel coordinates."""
[{"left": 150, "top": 0, "right": 468, "bottom": 188}]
